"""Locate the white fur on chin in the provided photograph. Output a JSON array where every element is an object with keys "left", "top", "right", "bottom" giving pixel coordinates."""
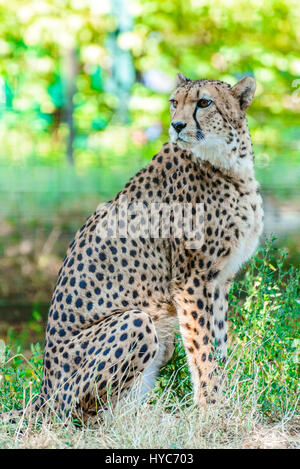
[
  {"left": 191, "top": 135, "right": 235, "bottom": 170},
  {"left": 173, "top": 133, "right": 236, "bottom": 171},
  {"left": 170, "top": 130, "right": 253, "bottom": 175}
]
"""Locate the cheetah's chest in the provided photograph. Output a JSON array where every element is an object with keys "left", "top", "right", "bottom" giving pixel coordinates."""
[{"left": 217, "top": 193, "right": 263, "bottom": 282}]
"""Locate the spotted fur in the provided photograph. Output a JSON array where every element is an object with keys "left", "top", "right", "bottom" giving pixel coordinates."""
[{"left": 11, "top": 75, "right": 264, "bottom": 419}]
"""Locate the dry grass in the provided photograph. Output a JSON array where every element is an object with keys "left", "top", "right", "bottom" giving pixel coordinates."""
[{"left": 0, "top": 370, "right": 299, "bottom": 449}]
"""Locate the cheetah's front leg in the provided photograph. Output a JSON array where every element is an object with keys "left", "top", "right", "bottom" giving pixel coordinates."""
[
  {"left": 211, "top": 281, "right": 231, "bottom": 363},
  {"left": 174, "top": 280, "right": 229, "bottom": 406}
]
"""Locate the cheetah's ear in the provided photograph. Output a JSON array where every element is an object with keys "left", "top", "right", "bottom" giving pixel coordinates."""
[
  {"left": 231, "top": 76, "right": 256, "bottom": 111},
  {"left": 175, "top": 73, "right": 191, "bottom": 87}
]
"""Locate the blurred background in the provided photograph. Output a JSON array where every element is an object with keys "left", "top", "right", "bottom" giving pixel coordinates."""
[{"left": 0, "top": 0, "right": 299, "bottom": 344}]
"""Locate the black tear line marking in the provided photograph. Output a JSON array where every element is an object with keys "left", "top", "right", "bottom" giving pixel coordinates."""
[{"left": 193, "top": 104, "right": 204, "bottom": 140}]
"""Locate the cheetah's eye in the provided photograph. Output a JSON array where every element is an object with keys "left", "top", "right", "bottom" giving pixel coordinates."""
[
  {"left": 169, "top": 99, "right": 177, "bottom": 110},
  {"left": 197, "top": 98, "right": 212, "bottom": 108}
]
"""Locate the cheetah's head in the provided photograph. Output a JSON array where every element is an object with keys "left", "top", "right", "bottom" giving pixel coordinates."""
[{"left": 168, "top": 74, "right": 256, "bottom": 171}]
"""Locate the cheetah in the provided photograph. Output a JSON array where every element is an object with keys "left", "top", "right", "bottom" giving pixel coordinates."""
[{"left": 8, "top": 74, "right": 264, "bottom": 420}]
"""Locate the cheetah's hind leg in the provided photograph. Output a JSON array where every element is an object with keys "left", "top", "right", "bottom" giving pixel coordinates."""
[
  {"left": 57, "top": 310, "right": 159, "bottom": 420},
  {"left": 137, "top": 331, "right": 175, "bottom": 402}
]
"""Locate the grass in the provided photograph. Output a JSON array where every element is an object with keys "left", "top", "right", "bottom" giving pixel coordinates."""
[
  {"left": 0, "top": 389, "right": 299, "bottom": 449},
  {"left": 0, "top": 238, "right": 299, "bottom": 448}
]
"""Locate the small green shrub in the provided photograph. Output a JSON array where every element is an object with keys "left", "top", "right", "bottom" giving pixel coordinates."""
[
  {"left": 0, "top": 343, "right": 43, "bottom": 413},
  {"left": 228, "top": 237, "right": 299, "bottom": 419}
]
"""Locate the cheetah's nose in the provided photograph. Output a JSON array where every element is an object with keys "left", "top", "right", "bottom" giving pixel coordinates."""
[{"left": 171, "top": 121, "right": 187, "bottom": 134}]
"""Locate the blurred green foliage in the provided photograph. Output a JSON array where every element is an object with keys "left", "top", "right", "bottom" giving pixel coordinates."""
[{"left": 0, "top": 0, "right": 299, "bottom": 195}]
